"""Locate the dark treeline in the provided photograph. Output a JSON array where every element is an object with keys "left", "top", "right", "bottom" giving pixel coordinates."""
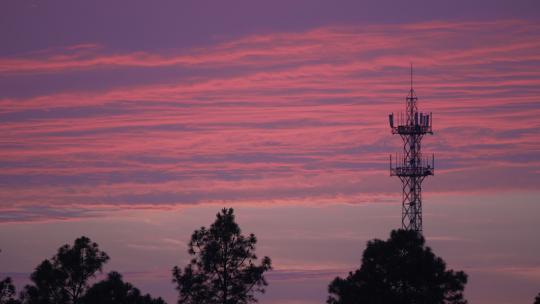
[
  {"left": 1, "top": 208, "right": 536, "bottom": 304},
  {"left": 0, "top": 209, "right": 271, "bottom": 304},
  {"left": 0, "top": 237, "right": 164, "bottom": 304}
]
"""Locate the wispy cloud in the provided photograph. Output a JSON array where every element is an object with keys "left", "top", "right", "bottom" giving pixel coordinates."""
[{"left": 1, "top": 20, "right": 539, "bottom": 221}]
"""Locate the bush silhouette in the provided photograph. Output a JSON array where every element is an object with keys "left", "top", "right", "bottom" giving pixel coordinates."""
[
  {"left": 172, "top": 208, "right": 272, "bottom": 304},
  {"left": 328, "top": 229, "right": 468, "bottom": 304}
]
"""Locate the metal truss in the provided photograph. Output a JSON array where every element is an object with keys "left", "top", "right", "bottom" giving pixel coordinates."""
[{"left": 388, "top": 67, "right": 434, "bottom": 233}]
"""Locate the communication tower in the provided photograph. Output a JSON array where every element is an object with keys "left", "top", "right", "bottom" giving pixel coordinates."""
[{"left": 388, "top": 66, "right": 434, "bottom": 233}]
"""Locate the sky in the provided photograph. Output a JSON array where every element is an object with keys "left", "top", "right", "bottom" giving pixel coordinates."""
[{"left": 1, "top": 0, "right": 540, "bottom": 303}]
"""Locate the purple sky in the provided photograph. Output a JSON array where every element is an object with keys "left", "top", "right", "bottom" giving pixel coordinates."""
[{"left": 1, "top": 1, "right": 540, "bottom": 303}]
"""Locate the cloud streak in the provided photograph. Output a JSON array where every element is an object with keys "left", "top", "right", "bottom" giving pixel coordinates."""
[{"left": 1, "top": 20, "right": 540, "bottom": 221}]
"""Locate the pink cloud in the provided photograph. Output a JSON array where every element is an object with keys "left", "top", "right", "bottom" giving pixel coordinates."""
[{"left": 1, "top": 20, "right": 540, "bottom": 220}]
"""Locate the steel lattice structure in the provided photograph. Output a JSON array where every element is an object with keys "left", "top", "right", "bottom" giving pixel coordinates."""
[{"left": 388, "top": 67, "right": 434, "bottom": 233}]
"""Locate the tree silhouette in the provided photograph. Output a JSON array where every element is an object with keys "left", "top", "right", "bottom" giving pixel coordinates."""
[
  {"left": 22, "top": 259, "right": 68, "bottom": 304},
  {"left": 327, "top": 229, "right": 468, "bottom": 304},
  {"left": 21, "top": 236, "right": 109, "bottom": 304},
  {"left": 534, "top": 292, "right": 540, "bottom": 304},
  {"left": 82, "top": 271, "right": 166, "bottom": 304},
  {"left": 172, "top": 208, "right": 272, "bottom": 304},
  {"left": 1, "top": 247, "right": 21, "bottom": 304},
  {"left": 0, "top": 277, "right": 21, "bottom": 304}
]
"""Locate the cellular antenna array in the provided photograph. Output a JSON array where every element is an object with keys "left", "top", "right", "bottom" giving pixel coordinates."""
[{"left": 388, "top": 65, "right": 434, "bottom": 233}]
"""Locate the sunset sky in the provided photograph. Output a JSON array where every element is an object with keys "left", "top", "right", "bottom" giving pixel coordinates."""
[{"left": 1, "top": 1, "right": 540, "bottom": 303}]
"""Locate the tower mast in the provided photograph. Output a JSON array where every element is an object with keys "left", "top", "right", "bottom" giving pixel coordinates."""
[{"left": 388, "top": 65, "right": 434, "bottom": 233}]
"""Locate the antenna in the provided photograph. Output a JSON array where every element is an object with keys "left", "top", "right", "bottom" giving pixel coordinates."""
[
  {"left": 410, "top": 63, "right": 413, "bottom": 91},
  {"left": 388, "top": 66, "right": 434, "bottom": 233}
]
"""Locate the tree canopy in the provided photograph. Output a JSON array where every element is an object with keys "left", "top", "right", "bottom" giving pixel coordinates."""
[
  {"left": 82, "top": 271, "right": 166, "bottom": 304},
  {"left": 0, "top": 277, "right": 20, "bottom": 304},
  {"left": 172, "top": 208, "right": 272, "bottom": 304},
  {"left": 327, "top": 229, "right": 468, "bottom": 304},
  {"left": 19, "top": 236, "right": 166, "bottom": 304},
  {"left": 21, "top": 236, "right": 110, "bottom": 304}
]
